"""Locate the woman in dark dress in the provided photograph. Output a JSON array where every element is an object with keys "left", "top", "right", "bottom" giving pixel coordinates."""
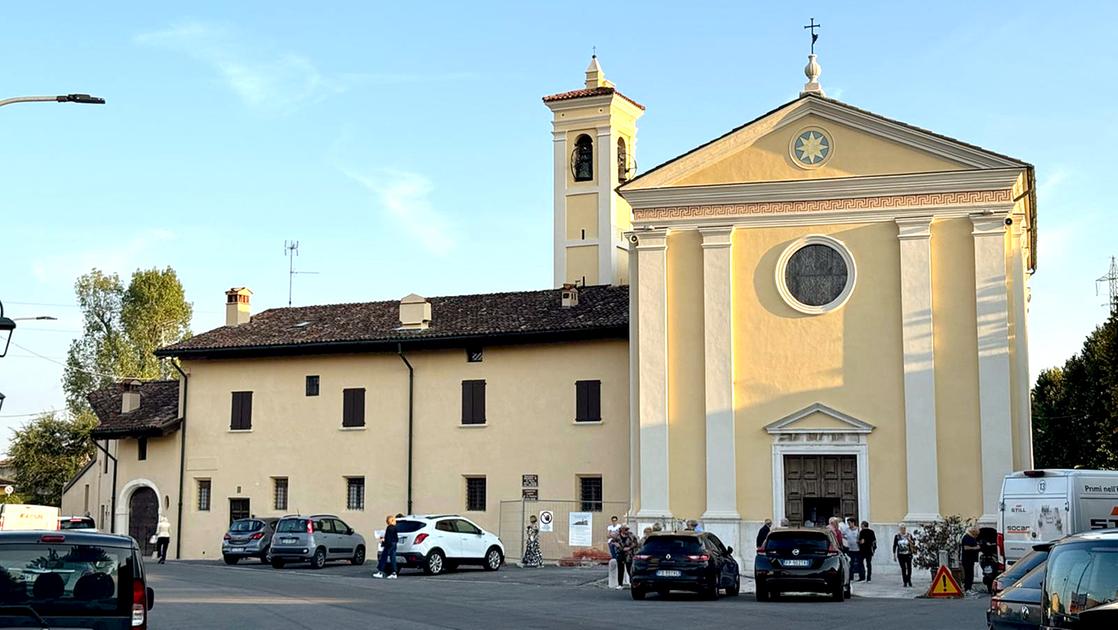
[{"left": 522, "top": 515, "right": 544, "bottom": 567}]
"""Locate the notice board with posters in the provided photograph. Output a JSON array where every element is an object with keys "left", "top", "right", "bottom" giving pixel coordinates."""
[{"left": 569, "top": 512, "right": 593, "bottom": 547}]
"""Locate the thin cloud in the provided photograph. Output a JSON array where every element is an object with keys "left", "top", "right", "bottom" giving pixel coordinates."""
[
  {"left": 32, "top": 229, "right": 176, "bottom": 284},
  {"left": 339, "top": 167, "right": 456, "bottom": 255}
]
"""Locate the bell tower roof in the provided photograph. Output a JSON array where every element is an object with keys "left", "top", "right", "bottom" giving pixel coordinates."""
[
  {"left": 585, "top": 54, "right": 612, "bottom": 89},
  {"left": 542, "top": 56, "right": 645, "bottom": 111}
]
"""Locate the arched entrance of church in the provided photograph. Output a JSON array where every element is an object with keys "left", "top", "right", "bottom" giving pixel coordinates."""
[{"left": 128, "top": 487, "right": 158, "bottom": 556}]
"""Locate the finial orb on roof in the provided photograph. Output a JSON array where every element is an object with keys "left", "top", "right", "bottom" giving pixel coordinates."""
[{"left": 801, "top": 54, "right": 825, "bottom": 97}]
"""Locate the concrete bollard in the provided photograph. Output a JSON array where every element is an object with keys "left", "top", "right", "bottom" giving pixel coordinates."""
[{"left": 608, "top": 558, "right": 618, "bottom": 587}]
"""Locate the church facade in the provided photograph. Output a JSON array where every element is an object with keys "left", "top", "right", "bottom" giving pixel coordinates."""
[{"left": 546, "top": 56, "right": 1035, "bottom": 552}]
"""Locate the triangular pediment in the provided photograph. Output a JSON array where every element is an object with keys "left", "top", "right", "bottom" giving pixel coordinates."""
[
  {"left": 764, "top": 403, "right": 876, "bottom": 435},
  {"left": 621, "top": 95, "right": 1026, "bottom": 191}
]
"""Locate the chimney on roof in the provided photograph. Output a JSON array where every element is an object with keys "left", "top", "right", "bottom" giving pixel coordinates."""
[
  {"left": 225, "top": 287, "right": 252, "bottom": 327},
  {"left": 561, "top": 283, "right": 580, "bottom": 308},
  {"left": 121, "top": 380, "right": 142, "bottom": 414},
  {"left": 399, "top": 294, "right": 431, "bottom": 330}
]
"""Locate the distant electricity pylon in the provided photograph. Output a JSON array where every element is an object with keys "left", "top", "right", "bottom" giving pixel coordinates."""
[
  {"left": 1097, "top": 256, "right": 1118, "bottom": 313},
  {"left": 284, "top": 240, "right": 319, "bottom": 307}
]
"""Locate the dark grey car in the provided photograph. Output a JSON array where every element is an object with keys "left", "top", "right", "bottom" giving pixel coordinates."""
[
  {"left": 222, "top": 517, "right": 278, "bottom": 564},
  {"left": 988, "top": 563, "right": 1045, "bottom": 630},
  {"left": 270, "top": 514, "right": 367, "bottom": 569}
]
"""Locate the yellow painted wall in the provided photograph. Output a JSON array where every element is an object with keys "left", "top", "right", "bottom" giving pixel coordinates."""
[
  {"left": 566, "top": 245, "right": 599, "bottom": 286},
  {"left": 730, "top": 222, "right": 907, "bottom": 523},
  {"left": 674, "top": 114, "right": 967, "bottom": 187},
  {"left": 930, "top": 218, "right": 983, "bottom": 518},
  {"left": 172, "top": 340, "right": 628, "bottom": 559},
  {"left": 566, "top": 193, "right": 598, "bottom": 240},
  {"left": 665, "top": 229, "right": 706, "bottom": 520}
]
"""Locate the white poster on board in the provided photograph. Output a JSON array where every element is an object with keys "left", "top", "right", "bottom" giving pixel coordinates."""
[
  {"left": 569, "top": 511, "right": 593, "bottom": 547},
  {"left": 538, "top": 510, "right": 554, "bottom": 532}
]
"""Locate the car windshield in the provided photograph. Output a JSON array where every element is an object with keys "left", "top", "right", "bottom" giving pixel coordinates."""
[
  {"left": 639, "top": 536, "right": 704, "bottom": 556},
  {"left": 764, "top": 531, "right": 831, "bottom": 552},
  {"left": 396, "top": 520, "right": 425, "bottom": 534},
  {"left": 1003, "top": 549, "right": 1049, "bottom": 584},
  {"left": 229, "top": 520, "right": 261, "bottom": 533},
  {"left": 276, "top": 519, "right": 307, "bottom": 533},
  {"left": 0, "top": 542, "right": 129, "bottom": 617},
  {"left": 59, "top": 518, "right": 96, "bottom": 531},
  {"left": 1046, "top": 541, "right": 1118, "bottom": 620}
]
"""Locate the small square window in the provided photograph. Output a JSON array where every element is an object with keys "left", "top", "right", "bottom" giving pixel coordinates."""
[
  {"left": 197, "top": 479, "right": 211, "bottom": 512},
  {"left": 466, "top": 347, "right": 483, "bottom": 363},
  {"left": 306, "top": 375, "right": 320, "bottom": 397},
  {"left": 346, "top": 477, "right": 365, "bottom": 510},
  {"left": 465, "top": 477, "right": 486, "bottom": 512}
]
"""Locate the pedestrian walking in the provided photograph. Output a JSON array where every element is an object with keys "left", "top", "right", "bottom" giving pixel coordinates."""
[
  {"left": 858, "top": 521, "right": 877, "bottom": 582},
  {"left": 614, "top": 525, "right": 638, "bottom": 589},
  {"left": 960, "top": 526, "right": 981, "bottom": 591},
  {"left": 373, "top": 515, "right": 399, "bottom": 579},
  {"left": 756, "top": 519, "right": 772, "bottom": 548},
  {"left": 843, "top": 517, "right": 864, "bottom": 581},
  {"left": 607, "top": 516, "right": 621, "bottom": 559},
  {"left": 893, "top": 524, "right": 915, "bottom": 587},
  {"left": 155, "top": 516, "right": 171, "bottom": 565},
  {"left": 522, "top": 515, "right": 544, "bottom": 568}
]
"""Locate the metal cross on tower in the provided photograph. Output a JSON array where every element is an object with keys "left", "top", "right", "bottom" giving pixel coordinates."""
[
  {"left": 284, "top": 240, "right": 319, "bottom": 307},
  {"left": 1098, "top": 256, "right": 1118, "bottom": 312},
  {"left": 804, "top": 18, "right": 822, "bottom": 54}
]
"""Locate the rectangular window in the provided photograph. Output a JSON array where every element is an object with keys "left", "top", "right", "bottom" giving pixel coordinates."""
[
  {"left": 461, "top": 380, "right": 486, "bottom": 425},
  {"left": 579, "top": 476, "right": 603, "bottom": 512},
  {"left": 345, "top": 477, "right": 365, "bottom": 510},
  {"left": 230, "top": 391, "right": 253, "bottom": 430},
  {"left": 273, "top": 477, "right": 288, "bottom": 511},
  {"left": 305, "top": 375, "right": 320, "bottom": 397},
  {"left": 342, "top": 388, "right": 366, "bottom": 427},
  {"left": 465, "top": 476, "right": 487, "bottom": 512},
  {"left": 466, "top": 346, "right": 483, "bottom": 363},
  {"left": 83, "top": 484, "right": 89, "bottom": 513},
  {"left": 137, "top": 437, "right": 148, "bottom": 461},
  {"left": 575, "top": 380, "right": 602, "bottom": 422},
  {"left": 197, "top": 479, "right": 211, "bottom": 511}
]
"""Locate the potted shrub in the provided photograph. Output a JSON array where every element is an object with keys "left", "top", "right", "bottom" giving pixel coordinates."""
[{"left": 912, "top": 514, "right": 972, "bottom": 581}]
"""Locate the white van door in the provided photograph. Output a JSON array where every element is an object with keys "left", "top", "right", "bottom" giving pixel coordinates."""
[{"left": 1001, "top": 476, "right": 1069, "bottom": 562}]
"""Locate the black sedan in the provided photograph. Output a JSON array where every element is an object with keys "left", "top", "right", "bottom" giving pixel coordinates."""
[
  {"left": 630, "top": 532, "right": 740, "bottom": 600},
  {"left": 755, "top": 528, "right": 850, "bottom": 602},
  {"left": 988, "top": 563, "right": 1045, "bottom": 630}
]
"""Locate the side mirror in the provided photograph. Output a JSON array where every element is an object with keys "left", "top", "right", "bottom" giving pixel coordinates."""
[
  {"left": 726, "top": 546, "right": 734, "bottom": 555},
  {"left": 347, "top": 528, "right": 354, "bottom": 536},
  {"left": 146, "top": 587, "right": 155, "bottom": 610}
]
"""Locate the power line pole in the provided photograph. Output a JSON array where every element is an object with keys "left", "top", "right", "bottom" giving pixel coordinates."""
[
  {"left": 284, "top": 241, "right": 319, "bottom": 307},
  {"left": 1097, "top": 256, "right": 1118, "bottom": 313}
]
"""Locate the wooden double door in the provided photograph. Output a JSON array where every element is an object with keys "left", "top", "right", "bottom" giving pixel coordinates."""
[{"left": 784, "top": 454, "right": 858, "bottom": 527}]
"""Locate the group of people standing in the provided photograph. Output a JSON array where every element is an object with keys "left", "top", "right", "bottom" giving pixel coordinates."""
[{"left": 824, "top": 517, "right": 878, "bottom": 582}]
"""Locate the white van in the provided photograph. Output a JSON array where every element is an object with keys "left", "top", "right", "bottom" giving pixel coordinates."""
[
  {"left": 998, "top": 469, "right": 1118, "bottom": 563},
  {"left": 0, "top": 504, "right": 61, "bottom": 531}
]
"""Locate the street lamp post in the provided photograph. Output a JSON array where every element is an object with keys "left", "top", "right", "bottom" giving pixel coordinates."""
[
  {"left": 0, "top": 93, "right": 105, "bottom": 108},
  {"left": 0, "top": 301, "right": 15, "bottom": 358}
]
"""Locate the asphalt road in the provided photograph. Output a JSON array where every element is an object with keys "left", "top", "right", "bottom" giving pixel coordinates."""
[{"left": 146, "top": 561, "right": 989, "bottom": 629}]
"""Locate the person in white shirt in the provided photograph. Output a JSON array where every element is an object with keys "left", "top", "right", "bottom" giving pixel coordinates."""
[
  {"left": 155, "top": 516, "right": 172, "bottom": 564},
  {"left": 843, "top": 517, "right": 864, "bottom": 581},
  {"left": 607, "top": 516, "right": 622, "bottom": 560}
]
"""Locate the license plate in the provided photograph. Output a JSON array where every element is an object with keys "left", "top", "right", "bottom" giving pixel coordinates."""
[
  {"left": 282, "top": 538, "right": 297, "bottom": 544},
  {"left": 983, "top": 566, "right": 993, "bottom": 574},
  {"left": 782, "top": 559, "right": 811, "bottom": 567},
  {"left": 656, "top": 570, "right": 682, "bottom": 577},
  {"left": 230, "top": 547, "right": 243, "bottom": 552}
]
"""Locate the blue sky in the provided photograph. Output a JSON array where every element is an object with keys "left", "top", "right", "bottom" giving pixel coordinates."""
[{"left": 1, "top": 2, "right": 1114, "bottom": 453}]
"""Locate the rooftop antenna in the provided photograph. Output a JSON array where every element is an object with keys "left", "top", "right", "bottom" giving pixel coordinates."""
[
  {"left": 1097, "top": 256, "right": 1118, "bottom": 313},
  {"left": 284, "top": 240, "right": 319, "bottom": 307}
]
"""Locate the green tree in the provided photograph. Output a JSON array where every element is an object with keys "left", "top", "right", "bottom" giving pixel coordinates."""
[
  {"left": 63, "top": 267, "right": 192, "bottom": 415},
  {"left": 8, "top": 411, "right": 97, "bottom": 506},
  {"left": 1032, "top": 312, "right": 1118, "bottom": 468}
]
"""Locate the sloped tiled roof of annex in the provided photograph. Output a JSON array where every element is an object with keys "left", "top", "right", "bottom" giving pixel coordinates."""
[
  {"left": 542, "top": 86, "right": 646, "bottom": 111},
  {"left": 88, "top": 380, "right": 181, "bottom": 439},
  {"left": 157, "top": 285, "right": 629, "bottom": 358}
]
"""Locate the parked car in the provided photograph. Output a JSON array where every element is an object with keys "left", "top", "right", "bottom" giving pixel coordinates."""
[
  {"left": 269, "top": 514, "right": 366, "bottom": 569},
  {"left": 988, "top": 563, "right": 1045, "bottom": 630},
  {"left": 992, "top": 544, "right": 1050, "bottom": 596},
  {"left": 1041, "top": 528, "right": 1118, "bottom": 629},
  {"left": 629, "top": 531, "right": 740, "bottom": 600},
  {"left": 391, "top": 515, "right": 504, "bottom": 575},
  {"left": 58, "top": 515, "right": 98, "bottom": 532},
  {"left": 999, "top": 469, "right": 1118, "bottom": 564},
  {"left": 222, "top": 517, "right": 278, "bottom": 564},
  {"left": 0, "top": 530, "right": 155, "bottom": 629},
  {"left": 755, "top": 527, "right": 850, "bottom": 602}
]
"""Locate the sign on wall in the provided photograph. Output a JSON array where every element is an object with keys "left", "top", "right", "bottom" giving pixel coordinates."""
[
  {"left": 539, "top": 510, "right": 554, "bottom": 532},
  {"left": 569, "top": 511, "right": 593, "bottom": 547},
  {"left": 522, "top": 474, "right": 538, "bottom": 488},
  {"left": 522, "top": 488, "right": 538, "bottom": 501}
]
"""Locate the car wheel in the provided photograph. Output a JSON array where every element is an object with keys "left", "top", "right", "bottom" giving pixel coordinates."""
[
  {"left": 657, "top": 588, "right": 669, "bottom": 598},
  {"left": 423, "top": 549, "right": 446, "bottom": 576},
  {"left": 351, "top": 545, "right": 366, "bottom": 566},
  {"left": 844, "top": 582, "right": 851, "bottom": 599},
  {"left": 769, "top": 588, "right": 780, "bottom": 601},
  {"left": 484, "top": 546, "right": 503, "bottom": 571},
  {"left": 756, "top": 585, "right": 769, "bottom": 602},
  {"left": 705, "top": 578, "right": 720, "bottom": 600},
  {"left": 631, "top": 586, "right": 646, "bottom": 600},
  {"left": 223, "top": 555, "right": 238, "bottom": 565},
  {"left": 309, "top": 547, "right": 327, "bottom": 570},
  {"left": 831, "top": 579, "right": 844, "bottom": 602},
  {"left": 259, "top": 546, "right": 270, "bottom": 564},
  {"left": 727, "top": 575, "right": 740, "bottom": 597},
  {"left": 271, "top": 558, "right": 285, "bottom": 569}
]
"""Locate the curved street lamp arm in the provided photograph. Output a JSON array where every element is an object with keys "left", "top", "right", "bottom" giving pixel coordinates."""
[{"left": 0, "top": 94, "right": 105, "bottom": 107}]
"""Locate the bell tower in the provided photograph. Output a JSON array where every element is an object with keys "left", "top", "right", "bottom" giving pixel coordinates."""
[{"left": 543, "top": 56, "right": 644, "bottom": 287}]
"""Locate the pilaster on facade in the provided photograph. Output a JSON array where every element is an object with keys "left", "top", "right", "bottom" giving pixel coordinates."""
[
  {"left": 971, "top": 213, "right": 1015, "bottom": 524},
  {"left": 1009, "top": 219, "right": 1034, "bottom": 470},
  {"left": 552, "top": 130, "right": 568, "bottom": 288},
  {"left": 699, "top": 226, "right": 739, "bottom": 521},
  {"left": 634, "top": 228, "right": 671, "bottom": 519},
  {"left": 597, "top": 126, "right": 616, "bottom": 286},
  {"left": 896, "top": 216, "right": 942, "bottom": 523}
]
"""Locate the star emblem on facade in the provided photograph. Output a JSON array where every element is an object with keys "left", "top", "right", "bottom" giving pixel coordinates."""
[{"left": 796, "top": 131, "right": 829, "bottom": 163}]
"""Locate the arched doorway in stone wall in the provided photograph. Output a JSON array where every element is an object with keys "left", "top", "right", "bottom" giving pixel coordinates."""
[{"left": 128, "top": 486, "right": 158, "bottom": 556}]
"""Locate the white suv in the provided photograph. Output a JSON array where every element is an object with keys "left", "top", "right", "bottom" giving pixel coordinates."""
[{"left": 389, "top": 515, "right": 504, "bottom": 575}]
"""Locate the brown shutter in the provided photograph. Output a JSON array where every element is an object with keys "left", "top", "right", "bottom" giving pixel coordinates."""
[
  {"left": 588, "top": 380, "right": 601, "bottom": 421},
  {"left": 230, "top": 393, "right": 239, "bottom": 430},
  {"left": 242, "top": 392, "right": 252, "bottom": 430},
  {"left": 473, "top": 381, "right": 486, "bottom": 423},
  {"left": 343, "top": 388, "right": 365, "bottom": 427},
  {"left": 575, "top": 381, "right": 588, "bottom": 421},
  {"left": 461, "top": 381, "right": 472, "bottom": 424}
]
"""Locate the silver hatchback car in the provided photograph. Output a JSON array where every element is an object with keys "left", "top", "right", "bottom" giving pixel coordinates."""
[{"left": 269, "top": 514, "right": 367, "bottom": 569}]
